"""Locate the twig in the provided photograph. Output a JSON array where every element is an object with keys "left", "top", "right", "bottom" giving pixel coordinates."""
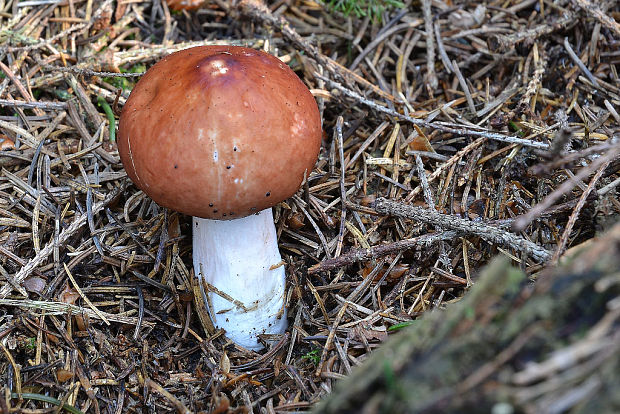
[
  {"left": 7, "top": 23, "right": 86, "bottom": 52},
  {"left": 422, "top": 0, "right": 437, "bottom": 90},
  {"left": 315, "top": 303, "right": 348, "bottom": 377},
  {"left": 346, "top": 121, "right": 390, "bottom": 169},
  {"left": 1, "top": 342, "right": 22, "bottom": 395},
  {"left": 477, "top": 80, "right": 520, "bottom": 118},
  {"left": 0, "top": 119, "right": 41, "bottom": 149},
  {"left": 452, "top": 59, "right": 476, "bottom": 114},
  {"left": 513, "top": 145, "right": 620, "bottom": 232},
  {"left": 552, "top": 158, "right": 611, "bottom": 263},
  {"left": 0, "top": 61, "right": 45, "bottom": 117},
  {"left": 406, "top": 137, "right": 487, "bottom": 201},
  {"left": 43, "top": 65, "right": 144, "bottom": 77},
  {"left": 235, "top": 0, "right": 397, "bottom": 102},
  {"left": 0, "top": 299, "right": 151, "bottom": 326},
  {"left": 414, "top": 154, "right": 435, "bottom": 209},
  {"left": 597, "top": 175, "right": 620, "bottom": 196},
  {"left": 145, "top": 378, "right": 191, "bottom": 414},
  {"left": 0, "top": 185, "right": 124, "bottom": 299},
  {"left": 349, "top": 21, "right": 422, "bottom": 71},
  {"left": 375, "top": 198, "right": 552, "bottom": 262},
  {"left": 231, "top": 332, "right": 290, "bottom": 370},
  {"left": 517, "top": 43, "right": 546, "bottom": 115},
  {"left": 64, "top": 263, "right": 110, "bottom": 325},
  {"left": 604, "top": 100, "right": 620, "bottom": 123},
  {"left": 487, "top": 13, "right": 575, "bottom": 52},
  {"left": 296, "top": 197, "right": 332, "bottom": 258},
  {"left": 563, "top": 37, "right": 599, "bottom": 87},
  {"left": 434, "top": 22, "right": 453, "bottom": 73},
  {"left": 335, "top": 116, "right": 346, "bottom": 257},
  {"left": 86, "top": 188, "right": 104, "bottom": 256},
  {"left": 111, "top": 38, "right": 274, "bottom": 67},
  {"left": 308, "top": 231, "right": 459, "bottom": 274},
  {"left": 0, "top": 99, "right": 67, "bottom": 110},
  {"left": 530, "top": 142, "right": 614, "bottom": 176},
  {"left": 317, "top": 74, "right": 550, "bottom": 149},
  {"left": 571, "top": 0, "right": 620, "bottom": 37},
  {"left": 133, "top": 285, "right": 144, "bottom": 340}
]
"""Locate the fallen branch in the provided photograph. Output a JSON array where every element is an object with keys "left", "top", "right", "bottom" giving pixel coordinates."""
[
  {"left": 375, "top": 198, "right": 552, "bottom": 262},
  {"left": 308, "top": 231, "right": 459, "bottom": 274}
]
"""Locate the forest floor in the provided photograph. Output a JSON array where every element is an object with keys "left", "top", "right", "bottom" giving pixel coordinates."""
[{"left": 0, "top": 0, "right": 619, "bottom": 413}]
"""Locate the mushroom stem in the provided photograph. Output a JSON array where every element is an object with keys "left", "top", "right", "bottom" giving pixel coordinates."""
[{"left": 192, "top": 208, "right": 287, "bottom": 350}]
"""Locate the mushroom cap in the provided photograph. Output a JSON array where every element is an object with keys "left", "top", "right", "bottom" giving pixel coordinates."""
[
  {"left": 118, "top": 46, "right": 322, "bottom": 219},
  {"left": 165, "top": 0, "right": 203, "bottom": 11}
]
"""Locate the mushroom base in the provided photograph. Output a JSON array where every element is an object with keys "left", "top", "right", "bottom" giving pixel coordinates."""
[{"left": 192, "top": 209, "right": 287, "bottom": 350}]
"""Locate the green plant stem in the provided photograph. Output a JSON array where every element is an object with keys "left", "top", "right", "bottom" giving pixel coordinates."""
[
  {"left": 11, "top": 393, "right": 85, "bottom": 414},
  {"left": 97, "top": 96, "right": 116, "bottom": 143},
  {"left": 387, "top": 321, "right": 415, "bottom": 332}
]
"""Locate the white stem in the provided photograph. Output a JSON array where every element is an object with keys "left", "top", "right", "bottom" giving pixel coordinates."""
[{"left": 193, "top": 209, "right": 287, "bottom": 350}]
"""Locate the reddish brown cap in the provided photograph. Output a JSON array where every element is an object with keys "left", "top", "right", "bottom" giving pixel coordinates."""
[
  {"left": 165, "top": 0, "right": 203, "bottom": 11},
  {"left": 118, "top": 46, "right": 322, "bottom": 219}
]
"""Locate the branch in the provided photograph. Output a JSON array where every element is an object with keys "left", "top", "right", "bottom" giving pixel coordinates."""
[{"left": 375, "top": 198, "right": 551, "bottom": 262}]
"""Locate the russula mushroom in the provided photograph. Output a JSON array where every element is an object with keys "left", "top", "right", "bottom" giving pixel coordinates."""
[
  {"left": 117, "top": 46, "right": 322, "bottom": 350},
  {"left": 165, "top": 0, "right": 203, "bottom": 11}
]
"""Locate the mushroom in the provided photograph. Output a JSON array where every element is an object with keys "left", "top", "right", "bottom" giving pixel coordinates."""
[
  {"left": 165, "top": 0, "right": 203, "bottom": 11},
  {"left": 117, "top": 46, "right": 322, "bottom": 350}
]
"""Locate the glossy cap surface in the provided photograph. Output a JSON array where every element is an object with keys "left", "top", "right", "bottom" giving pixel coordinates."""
[{"left": 118, "top": 46, "right": 322, "bottom": 219}]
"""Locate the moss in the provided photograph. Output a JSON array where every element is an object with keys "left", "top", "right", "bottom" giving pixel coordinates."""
[{"left": 321, "top": 0, "right": 405, "bottom": 23}]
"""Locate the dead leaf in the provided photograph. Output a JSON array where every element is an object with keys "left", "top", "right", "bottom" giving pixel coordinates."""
[
  {"left": 219, "top": 352, "right": 230, "bottom": 374},
  {"left": 23, "top": 276, "right": 46, "bottom": 295}
]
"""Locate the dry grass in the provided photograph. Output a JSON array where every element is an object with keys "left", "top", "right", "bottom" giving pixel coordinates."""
[{"left": 0, "top": 0, "right": 619, "bottom": 412}]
